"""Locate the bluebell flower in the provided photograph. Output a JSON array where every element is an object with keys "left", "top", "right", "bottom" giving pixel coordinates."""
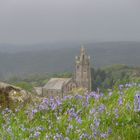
[
  {"left": 98, "top": 104, "right": 105, "bottom": 112},
  {"left": 116, "top": 122, "right": 118, "bottom": 126},
  {"left": 134, "top": 93, "right": 140, "bottom": 112},
  {"left": 118, "top": 97, "right": 123, "bottom": 105},
  {"left": 114, "top": 108, "right": 118, "bottom": 113},
  {"left": 100, "top": 132, "right": 108, "bottom": 138},
  {"left": 119, "top": 85, "right": 123, "bottom": 90},
  {"left": 74, "top": 94, "right": 82, "bottom": 100},
  {"left": 32, "top": 109, "right": 38, "bottom": 113},
  {"left": 50, "top": 103, "right": 57, "bottom": 110},
  {"left": 68, "top": 124, "right": 73, "bottom": 129},
  {"left": 22, "top": 127, "right": 26, "bottom": 131},
  {"left": 30, "top": 128, "right": 34, "bottom": 132},
  {"left": 43, "top": 98, "right": 49, "bottom": 104},
  {"left": 56, "top": 99, "right": 61, "bottom": 105},
  {"left": 46, "top": 134, "right": 49, "bottom": 139},
  {"left": 34, "top": 131, "right": 40, "bottom": 137},
  {"left": 53, "top": 135, "right": 57, "bottom": 140},
  {"left": 89, "top": 108, "right": 96, "bottom": 114},
  {"left": 76, "top": 117, "right": 82, "bottom": 124},
  {"left": 107, "top": 127, "right": 112, "bottom": 133},
  {"left": 94, "top": 119, "right": 100, "bottom": 127},
  {"left": 115, "top": 114, "right": 119, "bottom": 118},
  {"left": 108, "top": 92, "right": 112, "bottom": 96},
  {"left": 89, "top": 92, "right": 100, "bottom": 100}
]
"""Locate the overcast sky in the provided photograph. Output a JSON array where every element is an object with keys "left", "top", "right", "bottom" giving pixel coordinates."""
[{"left": 0, "top": 0, "right": 140, "bottom": 44}]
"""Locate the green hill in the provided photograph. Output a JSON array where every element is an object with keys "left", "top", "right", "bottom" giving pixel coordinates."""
[
  {"left": 1, "top": 41, "right": 140, "bottom": 79},
  {"left": 93, "top": 64, "right": 140, "bottom": 90}
]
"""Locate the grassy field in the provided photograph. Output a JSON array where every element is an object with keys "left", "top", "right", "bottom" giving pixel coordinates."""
[{"left": 0, "top": 83, "right": 140, "bottom": 140}]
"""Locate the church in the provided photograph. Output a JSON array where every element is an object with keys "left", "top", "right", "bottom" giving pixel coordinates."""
[{"left": 40, "top": 46, "right": 92, "bottom": 97}]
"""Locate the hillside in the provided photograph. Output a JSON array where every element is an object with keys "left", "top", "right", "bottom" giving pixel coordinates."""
[
  {"left": 0, "top": 41, "right": 140, "bottom": 79},
  {"left": 93, "top": 64, "right": 140, "bottom": 90},
  {"left": 5, "top": 64, "right": 140, "bottom": 92}
]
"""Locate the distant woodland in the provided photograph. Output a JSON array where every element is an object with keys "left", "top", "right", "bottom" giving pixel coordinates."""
[{"left": 5, "top": 64, "right": 140, "bottom": 92}]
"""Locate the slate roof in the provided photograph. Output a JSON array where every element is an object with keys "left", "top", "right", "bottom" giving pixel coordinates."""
[{"left": 43, "top": 78, "right": 72, "bottom": 90}]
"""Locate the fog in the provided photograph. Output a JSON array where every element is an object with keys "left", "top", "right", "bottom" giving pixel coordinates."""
[{"left": 0, "top": 0, "right": 140, "bottom": 45}]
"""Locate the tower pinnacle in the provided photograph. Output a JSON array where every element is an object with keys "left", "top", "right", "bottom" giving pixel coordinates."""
[
  {"left": 80, "top": 45, "right": 86, "bottom": 54},
  {"left": 75, "top": 46, "right": 91, "bottom": 91}
]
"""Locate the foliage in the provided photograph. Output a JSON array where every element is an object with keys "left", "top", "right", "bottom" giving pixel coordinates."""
[
  {"left": 5, "top": 64, "right": 140, "bottom": 92},
  {"left": 11, "top": 81, "right": 33, "bottom": 92},
  {"left": 0, "top": 83, "right": 140, "bottom": 139},
  {"left": 7, "top": 72, "right": 72, "bottom": 88},
  {"left": 92, "top": 64, "right": 140, "bottom": 90}
]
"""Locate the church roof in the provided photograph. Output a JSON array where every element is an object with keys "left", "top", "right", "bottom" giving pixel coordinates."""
[{"left": 43, "top": 78, "right": 72, "bottom": 90}]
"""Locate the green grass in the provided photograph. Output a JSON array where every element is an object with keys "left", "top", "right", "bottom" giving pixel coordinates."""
[{"left": 0, "top": 84, "right": 140, "bottom": 139}]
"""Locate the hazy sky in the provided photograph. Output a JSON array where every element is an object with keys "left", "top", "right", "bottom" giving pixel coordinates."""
[{"left": 0, "top": 0, "right": 140, "bottom": 44}]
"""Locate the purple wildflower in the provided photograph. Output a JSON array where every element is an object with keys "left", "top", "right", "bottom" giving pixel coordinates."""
[
  {"left": 115, "top": 114, "right": 119, "bottom": 118},
  {"left": 100, "top": 132, "right": 108, "bottom": 138},
  {"left": 94, "top": 119, "right": 100, "bottom": 127},
  {"left": 134, "top": 93, "right": 140, "bottom": 112},
  {"left": 43, "top": 98, "right": 49, "bottom": 104},
  {"left": 89, "top": 108, "right": 96, "bottom": 114},
  {"left": 119, "top": 85, "right": 123, "bottom": 90},
  {"left": 30, "top": 128, "right": 34, "bottom": 132},
  {"left": 50, "top": 103, "right": 57, "bottom": 110},
  {"left": 32, "top": 109, "right": 38, "bottom": 113},
  {"left": 74, "top": 94, "right": 83, "bottom": 100},
  {"left": 67, "top": 108, "right": 77, "bottom": 118},
  {"left": 107, "top": 127, "right": 112, "bottom": 133},
  {"left": 76, "top": 117, "right": 82, "bottom": 124},
  {"left": 28, "top": 112, "right": 34, "bottom": 120},
  {"left": 98, "top": 104, "right": 105, "bottom": 112},
  {"left": 46, "top": 134, "right": 49, "bottom": 139},
  {"left": 108, "top": 92, "right": 112, "bottom": 96},
  {"left": 116, "top": 122, "right": 118, "bottom": 126},
  {"left": 34, "top": 131, "right": 40, "bottom": 137},
  {"left": 114, "top": 108, "right": 118, "bottom": 113},
  {"left": 89, "top": 92, "right": 100, "bottom": 100},
  {"left": 68, "top": 124, "right": 73, "bottom": 129},
  {"left": 118, "top": 97, "right": 123, "bottom": 105},
  {"left": 56, "top": 99, "right": 61, "bottom": 105}
]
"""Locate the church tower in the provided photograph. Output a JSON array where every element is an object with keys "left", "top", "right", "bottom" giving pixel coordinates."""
[{"left": 75, "top": 46, "right": 91, "bottom": 91}]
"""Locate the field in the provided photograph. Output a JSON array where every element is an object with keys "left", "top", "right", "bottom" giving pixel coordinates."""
[{"left": 0, "top": 83, "right": 140, "bottom": 140}]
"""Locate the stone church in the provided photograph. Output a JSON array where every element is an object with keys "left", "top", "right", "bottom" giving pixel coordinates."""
[{"left": 38, "top": 46, "right": 92, "bottom": 97}]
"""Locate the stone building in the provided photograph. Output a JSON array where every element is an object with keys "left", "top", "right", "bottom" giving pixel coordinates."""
[
  {"left": 75, "top": 46, "right": 91, "bottom": 91},
  {"left": 43, "top": 78, "right": 76, "bottom": 97},
  {"left": 40, "top": 46, "right": 92, "bottom": 97}
]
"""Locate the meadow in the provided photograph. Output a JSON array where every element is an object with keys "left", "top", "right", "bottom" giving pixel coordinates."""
[{"left": 0, "top": 83, "right": 140, "bottom": 140}]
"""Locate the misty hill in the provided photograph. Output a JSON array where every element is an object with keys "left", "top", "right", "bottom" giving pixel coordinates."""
[{"left": 0, "top": 41, "right": 140, "bottom": 79}]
